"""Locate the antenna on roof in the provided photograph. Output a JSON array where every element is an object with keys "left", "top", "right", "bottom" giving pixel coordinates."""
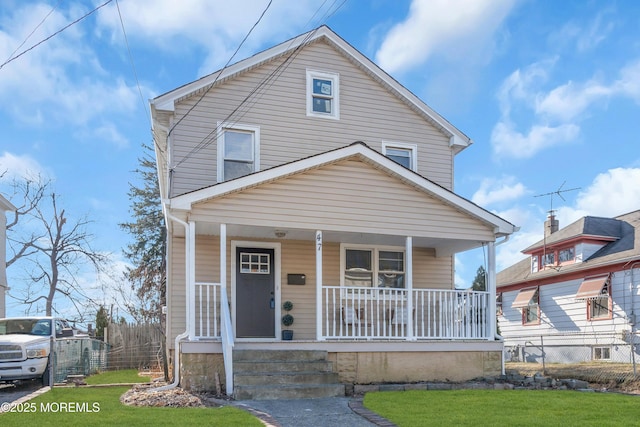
[{"left": 534, "top": 181, "right": 581, "bottom": 213}]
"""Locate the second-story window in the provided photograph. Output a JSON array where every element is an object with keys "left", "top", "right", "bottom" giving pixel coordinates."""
[
  {"left": 307, "top": 70, "right": 339, "bottom": 119},
  {"left": 217, "top": 123, "right": 260, "bottom": 182},
  {"left": 382, "top": 142, "right": 417, "bottom": 171}
]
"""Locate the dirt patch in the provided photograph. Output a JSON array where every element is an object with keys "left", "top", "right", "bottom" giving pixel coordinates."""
[
  {"left": 120, "top": 383, "right": 227, "bottom": 408},
  {"left": 506, "top": 362, "right": 640, "bottom": 394}
]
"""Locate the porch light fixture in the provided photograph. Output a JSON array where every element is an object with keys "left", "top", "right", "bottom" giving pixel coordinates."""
[{"left": 275, "top": 230, "right": 286, "bottom": 238}]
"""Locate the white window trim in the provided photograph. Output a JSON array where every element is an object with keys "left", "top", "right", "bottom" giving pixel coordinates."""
[
  {"left": 382, "top": 141, "right": 418, "bottom": 172},
  {"left": 217, "top": 122, "right": 260, "bottom": 183},
  {"left": 306, "top": 69, "right": 340, "bottom": 120},
  {"left": 339, "top": 243, "right": 405, "bottom": 288}
]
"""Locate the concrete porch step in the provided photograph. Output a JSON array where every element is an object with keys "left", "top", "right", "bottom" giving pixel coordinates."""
[
  {"left": 234, "top": 383, "right": 346, "bottom": 400},
  {"left": 232, "top": 349, "right": 345, "bottom": 400},
  {"left": 233, "top": 349, "right": 328, "bottom": 362},
  {"left": 234, "top": 371, "right": 341, "bottom": 386},
  {"left": 233, "top": 360, "right": 334, "bottom": 373}
]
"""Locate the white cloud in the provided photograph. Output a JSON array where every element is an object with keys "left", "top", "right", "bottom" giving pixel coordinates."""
[
  {"left": 375, "top": 0, "right": 516, "bottom": 74},
  {"left": 0, "top": 4, "right": 140, "bottom": 143},
  {"left": 471, "top": 176, "right": 527, "bottom": 206},
  {"left": 535, "top": 79, "right": 613, "bottom": 122},
  {"left": 96, "top": 0, "right": 327, "bottom": 75},
  {"left": 492, "top": 54, "right": 640, "bottom": 160},
  {"left": 574, "top": 168, "right": 640, "bottom": 217},
  {"left": 491, "top": 121, "right": 579, "bottom": 159},
  {"left": 0, "top": 152, "right": 49, "bottom": 180}
]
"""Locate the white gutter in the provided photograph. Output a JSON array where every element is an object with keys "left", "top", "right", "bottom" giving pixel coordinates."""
[{"left": 154, "top": 211, "right": 190, "bottom": 391}]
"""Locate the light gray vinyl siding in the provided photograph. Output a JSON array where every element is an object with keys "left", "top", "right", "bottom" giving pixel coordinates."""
[
  {"left": 498, "top": 270, "right": 637, "bottom": 346},
  {"left": 190, "top": 159, "right": 493, "bottom": 241},
  {"left": 168, "top": 39, "right": 453, "bottom": 197}
]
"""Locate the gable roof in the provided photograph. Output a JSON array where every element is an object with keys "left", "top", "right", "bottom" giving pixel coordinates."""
[
  {"left": 498, "top": 210, "right": 640, "bottom": 288},
  {"left": 170, "top": 141, "right": 516, "bottom": 237},
  {"left": 151, "top": 25, "right": 471, "bottom": 153}
]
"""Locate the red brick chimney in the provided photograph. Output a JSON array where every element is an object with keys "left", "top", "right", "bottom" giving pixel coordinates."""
[{"left": 545, "top": 211, "right": 559, "bottom": 238}]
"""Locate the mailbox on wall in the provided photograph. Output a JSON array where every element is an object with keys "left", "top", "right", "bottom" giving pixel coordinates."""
[{"left": 287, "top": 274, "right": 306, "bottom": 285}]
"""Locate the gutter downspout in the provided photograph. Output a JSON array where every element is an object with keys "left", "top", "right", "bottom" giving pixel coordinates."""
[
  {"left": 154, "top": 210, "right": 190, "bottom": 391},
  {"left": 491, "top": 233, "right": 512, "bottom": 376}
]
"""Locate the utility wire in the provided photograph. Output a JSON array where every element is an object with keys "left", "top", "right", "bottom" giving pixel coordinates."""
[
  {"left": 167, "top": 0, "right": 274, "bottom": 138},
  {"left": 0, "top": 0, "right": 114, "bottom": 71},
  {"left": 115, "top": 0, "right": 149, "bottom": 127},
  {"left": 3, "top": 0, "right": 62, "bottom": 67},
  {"left": 171, "top": 0, "right": 347, "bottom": 170}
]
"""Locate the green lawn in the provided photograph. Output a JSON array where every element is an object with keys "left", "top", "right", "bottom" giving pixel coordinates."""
[
  {"left": 364, "top": 389, "right": 640, "bottom": 426},
  {"left": 84, "top": 369, "right": 151, "bottom": 385},
  {"left": 1, "top": 386, "right": 261, "bottom": 426}
]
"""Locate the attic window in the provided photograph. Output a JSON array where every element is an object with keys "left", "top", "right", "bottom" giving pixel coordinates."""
[
  {"left": 382, "top": 142, "right": 417, "bottom": 171},
  {"left": 307, "top": 70, "right": 339, "bottom": 120}
]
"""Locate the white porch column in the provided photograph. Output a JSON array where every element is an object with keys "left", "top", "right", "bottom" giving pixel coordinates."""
[
  {"left": 188, "top": 220, "right": 196, "bottom": 339},
  {"left": 487, "top": 241, "right": 497, "bottom": 340},
  {"left": 406, "top": 236, "right": 415, "bottom": 340},
  {"left": 316, "top": 230, "right": 324, "bottom": 340},
  {"left": 220, "top": 224, "right": 227, "bottom": 288}
]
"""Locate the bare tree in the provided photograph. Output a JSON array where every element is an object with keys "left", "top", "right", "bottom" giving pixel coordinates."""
[
  {"left": 5, "top": 176, "right": 107, "bottom": 319},
  {"left": 4, "top": 175, "right": 48, "bottom": 269}
]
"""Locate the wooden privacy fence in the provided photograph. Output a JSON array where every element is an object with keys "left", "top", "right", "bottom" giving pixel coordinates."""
[{"left": 105, "top": 322, "right": 164, "bottom": 370}]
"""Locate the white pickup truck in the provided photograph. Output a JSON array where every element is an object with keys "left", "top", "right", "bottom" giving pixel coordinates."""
[{"left": 0, "top": 317, "right": 76, "bottom": 386}]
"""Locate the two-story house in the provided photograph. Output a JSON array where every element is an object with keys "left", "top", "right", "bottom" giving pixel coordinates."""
[
  {"left": 497, "top": 210, "right": 640, "bottom": 365},
  {"left": 151, "top": 26, "right": 517, "bottom": 398}
]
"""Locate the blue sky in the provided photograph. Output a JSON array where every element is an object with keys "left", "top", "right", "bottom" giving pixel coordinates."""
[{"left": 1, "top": 0, "right": 640, "bottom": 318}]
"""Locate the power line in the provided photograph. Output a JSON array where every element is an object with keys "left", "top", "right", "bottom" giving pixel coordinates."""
[
  {"left": 112, "top": 0, "right": 167, "bottom": 167},
  {"left": 171, "top": 0, "right": 348, "bottom": 170},
  {"left": 0, "top": 0, "right": 115, "bottom": 71},
  {"left": 3, "top": 0, "right": 62, "bottom": 67},
  {"left": 167, "top": 0, "right": 274, "bottom": 138}
]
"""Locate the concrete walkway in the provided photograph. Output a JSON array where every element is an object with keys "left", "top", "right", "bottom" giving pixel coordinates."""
[{"left": 234, "top": 397, "right": 396, "bottom": 427}]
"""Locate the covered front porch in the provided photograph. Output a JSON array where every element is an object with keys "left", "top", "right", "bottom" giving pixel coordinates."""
[{"left": 176, "top": 223, "right": 499, "bottom": 343}]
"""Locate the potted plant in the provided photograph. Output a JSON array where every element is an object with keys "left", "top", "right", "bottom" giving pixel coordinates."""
[{"left": 281, "top": 301, "right": 294, "bottom": 340}]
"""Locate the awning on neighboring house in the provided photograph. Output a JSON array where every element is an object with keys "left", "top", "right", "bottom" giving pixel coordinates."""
[
  {"left": 575, "top": 274, "right": 610, "bottom": 300},
  {"left": 511, "top": 287, "right": 538, "bottom": 308}
]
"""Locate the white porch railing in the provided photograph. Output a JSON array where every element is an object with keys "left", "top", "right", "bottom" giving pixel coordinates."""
[
  {"left": 193, "top": 283, "right": 491, "bottom": 341},
  {"left": 194, "top": 282, "right": 222, "bottom": 339},
  {"left": 322, "top": 286, "right": 491, "bottom": 340}
]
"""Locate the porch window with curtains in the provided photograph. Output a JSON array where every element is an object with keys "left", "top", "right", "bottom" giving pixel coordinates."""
[{"left": 344, "top": 247, "right": 405, "bottom": 289}]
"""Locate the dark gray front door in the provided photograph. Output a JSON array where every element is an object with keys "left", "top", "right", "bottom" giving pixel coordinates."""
[{"left": 236, "top": 247, "right": 275, "bottom": 338}]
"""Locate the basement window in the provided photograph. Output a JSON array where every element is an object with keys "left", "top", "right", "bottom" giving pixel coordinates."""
[{"left": 593, "top": 347, "right": 611, "bottom": 361}]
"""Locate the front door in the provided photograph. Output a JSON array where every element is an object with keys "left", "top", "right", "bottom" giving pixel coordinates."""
[{"left": 236, "top": 247, "right": 276, "bottom": 338}]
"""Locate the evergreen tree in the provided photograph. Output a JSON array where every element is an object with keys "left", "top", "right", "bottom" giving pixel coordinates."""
[
  {"left": 119, "top": 143, "right": 166, "bottom": 323},
  {"left": 472, "top": 265, "right": 487, "bottom": 291},
  {"left": 95, "top": 305, "right": 108, "bottom": 338}
]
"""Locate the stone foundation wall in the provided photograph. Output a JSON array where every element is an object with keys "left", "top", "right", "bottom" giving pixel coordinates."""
[
  {"left": 330, "top": 351, "right": 501, "bottom": 384},
  {"left": 178, "top": 350, "right": 501, "bottom": 393},
  {"left": 180, "top": 353, "right": 225, "bottom": 392}
]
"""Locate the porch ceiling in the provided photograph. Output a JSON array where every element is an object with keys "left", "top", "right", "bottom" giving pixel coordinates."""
[{"left": 175, "top": 222, "right": 489, "bottom": 256}]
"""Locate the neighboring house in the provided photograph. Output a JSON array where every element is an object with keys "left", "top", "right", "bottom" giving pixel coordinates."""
[
  {"left": 1, "top": 194, "right": 17, "bottom": 318},
  {"left": 497, "top": 210, "right": 640, "bottom": 364},
  {"left": 151, "top": 26, "right": 517, "bottom": 396}
]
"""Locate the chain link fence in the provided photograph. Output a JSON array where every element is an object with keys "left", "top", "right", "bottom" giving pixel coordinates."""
[
  {"left": 504, "top": 331, "right": 639, "bottom": 383},
  {"left": 52, "top": 337, "right": 109, "bottom": 383}
]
